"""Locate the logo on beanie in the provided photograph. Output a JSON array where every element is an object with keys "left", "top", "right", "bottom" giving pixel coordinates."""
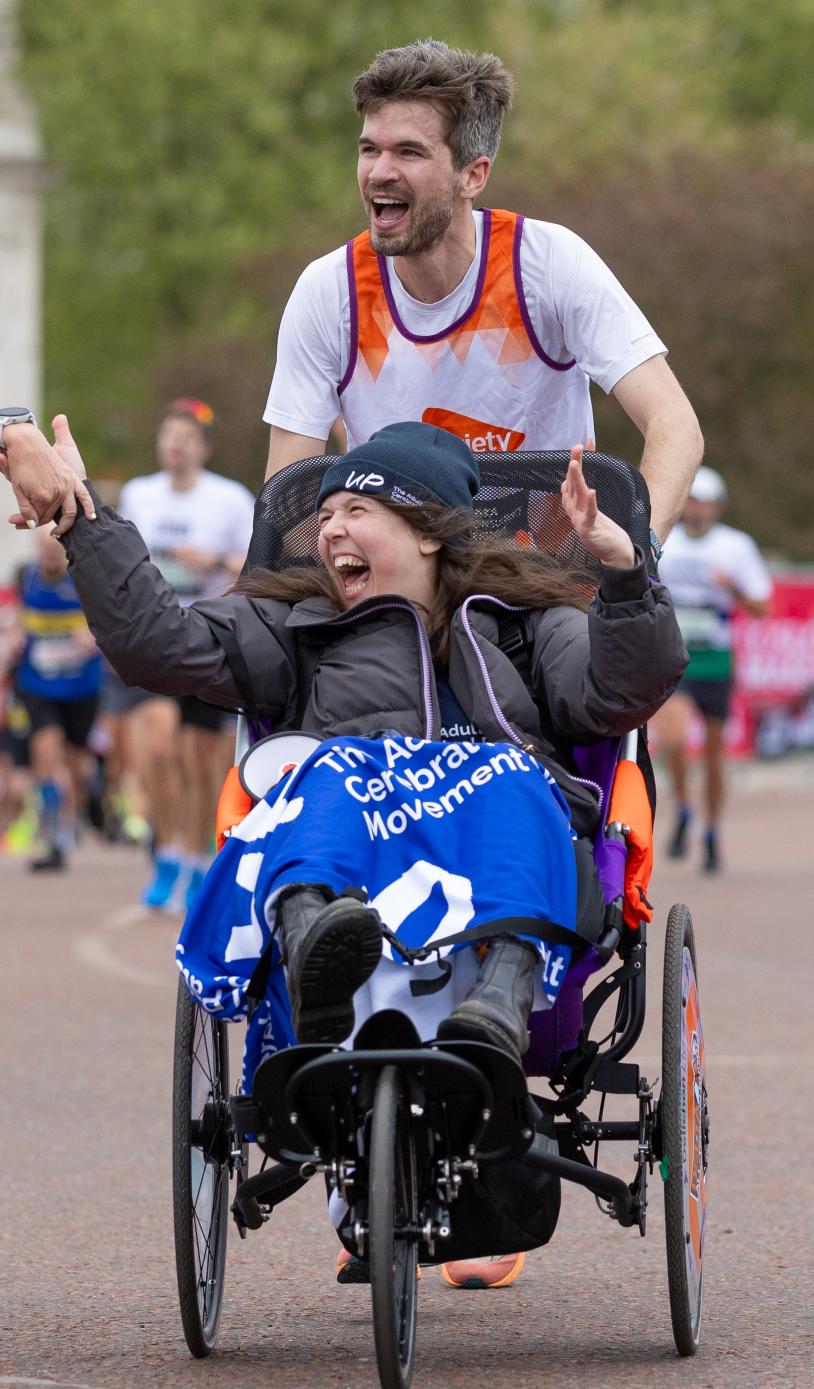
[{"left": 345, "top": 469, "right": 385, "bottom": 492}]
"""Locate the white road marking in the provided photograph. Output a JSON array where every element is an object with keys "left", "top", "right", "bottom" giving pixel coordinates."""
[
  {"left": 74, "top": 931, "right": 165, "bottom": 987},
  {"left": 102, "top": 902, "right": 161, "bottom": 931},
  {"left": 0, "top": 1379, "right": 105, "bottom": 1389},
  {"left": 72, "top": 892, "right": 177, "bottom": 985}
]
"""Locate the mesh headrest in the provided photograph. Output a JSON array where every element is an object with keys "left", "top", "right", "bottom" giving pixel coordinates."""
[{"left": 246, "top": 450, "right": 653, "bottom": 583}]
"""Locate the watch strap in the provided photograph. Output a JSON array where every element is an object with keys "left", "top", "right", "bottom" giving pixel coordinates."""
[{"left": 0, "top": 410, "right": 37, "bottom": 451}]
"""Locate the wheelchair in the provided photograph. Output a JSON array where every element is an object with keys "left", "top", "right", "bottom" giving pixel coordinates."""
[{"left": 171, "top": 450, "right": 709, "bottom": 1387}]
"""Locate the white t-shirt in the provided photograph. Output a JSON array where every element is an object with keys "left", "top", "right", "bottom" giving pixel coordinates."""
[
  {"left": 264, "top": 210, "right": 666, "bottom": 447},
  {"left": 119, "top": 469, "right": 255, "bottom": 603},
  {"left": 659, "top": 521, "right": 772, "bottom": 654}
]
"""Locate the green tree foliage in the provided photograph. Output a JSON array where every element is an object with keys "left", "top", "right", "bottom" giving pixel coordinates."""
[{"left": 17, "top": 0, "right": 814, "bottom": 556}]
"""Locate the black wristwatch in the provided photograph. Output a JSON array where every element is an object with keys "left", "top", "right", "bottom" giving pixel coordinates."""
[
  {"left": 648, "top": 527, "right": 664, "bottom": 564},
  {"left": 0, "top": 408, "right": 37, "bottom": 454}
]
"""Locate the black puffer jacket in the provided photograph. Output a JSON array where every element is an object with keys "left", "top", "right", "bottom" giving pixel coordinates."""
[{"left": 63, "top": 484, "right": 688, "bottom": 835}]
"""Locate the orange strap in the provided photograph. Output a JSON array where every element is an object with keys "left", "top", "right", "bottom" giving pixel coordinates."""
[
  {"left": 351, "top": 209, "right": 528, "bottom": 382},
  {"left": 215, "top": 764, "right": 254, "bottom": 852},
  {"left": 607, "top": 758, "right": 654, "bottom": 929}
]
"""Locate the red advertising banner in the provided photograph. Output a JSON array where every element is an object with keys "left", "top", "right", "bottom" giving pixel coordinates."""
[{"left": 727, "top": 575, "right": 814, "bottom": 756}]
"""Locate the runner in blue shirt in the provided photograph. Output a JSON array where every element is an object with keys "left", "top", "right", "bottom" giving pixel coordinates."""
[{"left": 13, "top": 529, "right": 102, "bottom": 869}]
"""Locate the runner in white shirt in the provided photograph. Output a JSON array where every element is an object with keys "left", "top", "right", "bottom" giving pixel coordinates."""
[
  {"left": 116, "top": 399, "right": 255, "bottom": 911},
  {"left": 261, "top": 38, "right": 704, "bottom": 554},
  {"left": 652, "top": 466, "right": 772, "bottom": 871}
]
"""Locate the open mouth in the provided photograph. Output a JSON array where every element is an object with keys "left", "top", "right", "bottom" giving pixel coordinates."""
[
  {"left": 334, "top": 553, "right": 371, "bottom": 599},
  {"left": 370, "top": 195, "right": 410, "bottom": 232}
]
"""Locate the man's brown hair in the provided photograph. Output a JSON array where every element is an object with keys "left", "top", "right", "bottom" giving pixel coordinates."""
[{"left": 353, "top": 39, "right": 514, "bottom": 170}]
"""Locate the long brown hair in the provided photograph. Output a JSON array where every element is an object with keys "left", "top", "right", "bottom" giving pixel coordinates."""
[{"left": 234, "top": 501, "right": 591, "bottom": 665}]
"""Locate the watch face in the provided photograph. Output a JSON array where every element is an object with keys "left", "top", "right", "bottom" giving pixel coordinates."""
[{"left": 0, "top": 408, "right": 33, "bottom": 421}]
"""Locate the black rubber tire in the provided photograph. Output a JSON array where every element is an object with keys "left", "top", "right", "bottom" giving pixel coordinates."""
[
  {"left": 172, "top": 979, "right": 231, "bottom": 1357},
  {"left": 662, "top": 904, "right": 709, "bottom": 1356},
  {"left": 369, "top": 1066, "right": 419, "bottom": 1389}
]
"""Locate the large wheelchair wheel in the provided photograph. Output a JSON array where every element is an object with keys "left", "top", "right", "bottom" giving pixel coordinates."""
[
  {"left": 661, "top": 904, "right": 709, "bottom": 1356},
  {"left": 172, "top": 979, "right": 232, "bottom": 1357},
  {"left": 369, "top": 1065, "right": 419, "bottom": 1389}
]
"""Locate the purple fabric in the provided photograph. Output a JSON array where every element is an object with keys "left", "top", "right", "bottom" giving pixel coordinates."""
[
  {"left": 573, "top": 739, "right": 620, "bottom": 801},
  {"left": 512, "top": 215, "right": 576, "bottom": 372},
  {"left": 593, "top": 834, "right": 627, "bottom": 905},
  {"left": 524, "top": 947, "right": 603, "bottom": 1077},
  {"left": 337, "top": 240, "right": 359, "bottom": 396},
  {"left": 524, "top": 737, "right": 624, "bottom": 1077},
  {"left": 377, "top": 209, "right": 492, "bottom": 344}
]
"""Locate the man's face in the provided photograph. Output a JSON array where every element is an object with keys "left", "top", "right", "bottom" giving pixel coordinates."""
[
  {"left": 682, "top": 497, "right": 723, "bottom": 538},
  {"left": 156, "top": 416, "right": 211, "bottom": 476},
  {"left": 357, "top": 100, "right": 465, "bottom": 256}
]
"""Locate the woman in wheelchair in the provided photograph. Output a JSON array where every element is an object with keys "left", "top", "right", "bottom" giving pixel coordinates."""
[
  {"left": 23, "top": 417, "right": 708, "bottom": 1343},
  {"left": 32, "top": 415, "right": 686, "bottom": 1065}
]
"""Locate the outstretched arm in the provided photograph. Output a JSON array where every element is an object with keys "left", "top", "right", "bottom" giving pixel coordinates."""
[
  {"left": 10, "top": 418, "right": 296, "bottom": 713},
  {"left": 534, "top": 442, "right": 689, "bottom": 739},
  {"left": 612, "top": 356, "right": 704, "bottom": 545}
]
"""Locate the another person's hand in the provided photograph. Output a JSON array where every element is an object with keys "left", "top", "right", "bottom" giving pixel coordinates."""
[
  {"left": 560, "top": 445, "right": 636, "bottom": 568},
  {"left": 72, "top": 632, "right": 98, "bottom": 659},
  {"left": 171, "top": 546, "right": 223, "bottom": 573},
  {"left": 4, "top": 415, "right": 95, "bottom": 537}
]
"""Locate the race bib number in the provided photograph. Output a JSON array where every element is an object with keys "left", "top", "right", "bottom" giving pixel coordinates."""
[
  {"left": 29, "top": 636, "right": 84, "bottom": 678},
  {"left": 674, "top": 605, "right": 728, "bottom": 650}
]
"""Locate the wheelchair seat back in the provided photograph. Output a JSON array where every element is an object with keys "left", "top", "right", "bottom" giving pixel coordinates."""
[{"left": 246, "top": 448, "right": 655, "bottom": 582}]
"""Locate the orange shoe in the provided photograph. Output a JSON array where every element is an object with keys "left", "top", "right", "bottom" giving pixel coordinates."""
[
  {"left": 441, "top": 1251, "right": 526, "bottom": 1289},
  {"left": 336, "top": 1247, "right": 370, "bottom": 1284},
  {"left": 336, "top": 1247, "right": 423, "bottom": 1284}
]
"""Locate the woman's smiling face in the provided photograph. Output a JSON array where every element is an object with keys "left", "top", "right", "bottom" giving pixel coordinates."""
[{"left": 317, "top": 491, "right": 440, "bottom": 611}]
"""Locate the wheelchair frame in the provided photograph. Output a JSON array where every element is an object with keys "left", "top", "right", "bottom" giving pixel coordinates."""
[{"left": 170, "top": 449, "right": 710, "bottom": 1386}]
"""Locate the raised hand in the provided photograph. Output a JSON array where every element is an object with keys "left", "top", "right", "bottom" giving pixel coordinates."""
[
  {"left": 560, "top": 445, "right": 636, "bottom": 569},
  {"left": 5, "top": 414, "right": 96, "bottom": 537}
]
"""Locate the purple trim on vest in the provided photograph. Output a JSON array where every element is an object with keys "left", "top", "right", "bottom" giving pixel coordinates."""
[
  {"left": 375, "top": 208, "right": 493, "bottom": 345},
  {"left": 337, "top": 240, "right": 359, "bottom": 397},
  {"left": 512, "top": 214, "right": 576, "bottom": 372}
]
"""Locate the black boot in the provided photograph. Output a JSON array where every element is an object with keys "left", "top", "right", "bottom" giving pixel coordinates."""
[
  {"left": 437, "top": 936, "right": 538, "bottom": 1060},
  {"left": 276, "top": 887, "right": 383, "bottom": 1043},
  {"left": 29, "top": 842, "right": 65, "bottom": 872}
]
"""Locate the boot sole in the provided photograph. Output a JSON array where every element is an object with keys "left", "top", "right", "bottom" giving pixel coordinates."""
[
  {"left": 293, "top": 906, "right": 382, "bottom": 1044},
  {"left": 437, "top": 1011, "right": 521, "bottom": 1061}
]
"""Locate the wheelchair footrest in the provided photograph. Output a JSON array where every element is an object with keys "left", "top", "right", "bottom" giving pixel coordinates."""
[
  {"left": 229, "top": 1094, "right": 265, "bottom": 1140},
  {"left": 232, "top": 1161, "right": 307, "bottom": 1230},
  {"left": 593, "top": 1058, "right": 640, "bottom": 1094}
]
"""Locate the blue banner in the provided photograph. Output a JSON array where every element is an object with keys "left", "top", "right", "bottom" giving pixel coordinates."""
[{"left": 176, "top": 735, "right": 578, "bottom": 1087}]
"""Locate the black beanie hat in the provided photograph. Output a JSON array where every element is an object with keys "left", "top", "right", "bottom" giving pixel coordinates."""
[{"left": 316, "top": 421, "right": 480, "bottom": 512}]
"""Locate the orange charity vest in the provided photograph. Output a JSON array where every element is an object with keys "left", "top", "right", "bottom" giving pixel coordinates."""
[{"left": 338, "top": 208, "right": 587, "bottom": 452}]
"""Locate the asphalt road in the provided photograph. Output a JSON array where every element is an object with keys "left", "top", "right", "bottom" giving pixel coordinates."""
[{"left": 2, "top": 761, "right": 812, "bottom": 1389}]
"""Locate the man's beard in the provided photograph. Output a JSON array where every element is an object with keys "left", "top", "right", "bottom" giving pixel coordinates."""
[{"left": 368, "top": 186, "right": 457, "bottom": 257}]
